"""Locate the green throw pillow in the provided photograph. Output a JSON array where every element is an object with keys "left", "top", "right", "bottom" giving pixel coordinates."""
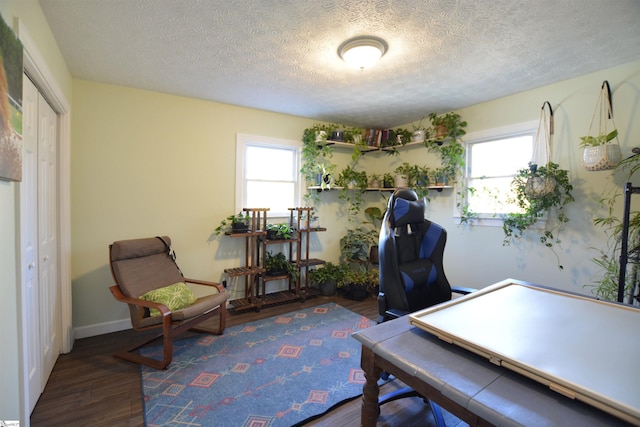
[{"left": 140, "top": 282, "right": 197, "bottom": 317}]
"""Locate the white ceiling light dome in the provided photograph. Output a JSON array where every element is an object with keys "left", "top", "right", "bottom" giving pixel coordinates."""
[{"left": 338, "top": 36, "right": 388, "bottom": 70}]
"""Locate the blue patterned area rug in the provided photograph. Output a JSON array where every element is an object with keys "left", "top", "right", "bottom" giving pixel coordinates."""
[{"left": 140, "top": 302, "right": 375, "bottom": 426}]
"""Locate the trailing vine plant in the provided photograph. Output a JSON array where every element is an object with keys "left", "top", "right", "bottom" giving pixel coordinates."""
[
  {"left": 502, "top": 162, "right": 574, "bottom": 269},
  {"left": 301, "top": 124, "right": 338, "bottom": 206}
]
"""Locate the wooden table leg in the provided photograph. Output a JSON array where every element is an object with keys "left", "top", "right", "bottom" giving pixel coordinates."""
[{"left": 360, "top": 345, "right": 382, "bottom": 427}]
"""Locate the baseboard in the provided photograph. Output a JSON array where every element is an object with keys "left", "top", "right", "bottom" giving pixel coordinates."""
[{"left": 74, "top": 318, "right": 132, "bottom": 339}]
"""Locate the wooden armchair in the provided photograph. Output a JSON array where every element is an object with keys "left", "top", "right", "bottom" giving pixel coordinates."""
[{"left": 109, "top": 236, "right": 228, "bottom": 369}]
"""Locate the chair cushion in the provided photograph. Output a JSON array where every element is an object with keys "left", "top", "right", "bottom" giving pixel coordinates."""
[
  {"left": 398, "top": 258, "right": 435, "bottom": 293},
  {"left": 392, "top": 198, "right": 426, "bottom": 228},
  {"left": 137, "top": 291, "right": 229, "bottom": 327},
  {"left": 139, "top": 282, "right": 197, "bottom": 317}
]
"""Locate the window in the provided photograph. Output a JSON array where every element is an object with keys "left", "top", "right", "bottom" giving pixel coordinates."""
[
  {"left": 459, "top": 121, "right": 538, "bottom": 223},
  {"left": 236, "top": 134, "right": 301, "bottom": 217}
]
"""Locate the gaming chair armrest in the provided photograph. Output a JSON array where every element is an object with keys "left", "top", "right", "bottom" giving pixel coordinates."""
[
  {"left": 385, "top": 308, "right": 410, "bottom": 319},
  {"left": 451, "top": 286, "right": 476, "bottom": 296}
]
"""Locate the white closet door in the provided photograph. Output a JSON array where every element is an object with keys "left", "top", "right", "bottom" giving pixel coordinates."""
[
  {"left": 21, "top": 74, "right": 41, "bottom": 414},
  {"left": 38, "top": 89, "right": 59, "bottom": 384},
  {"left": 20, "top": 74, "right": 60, "bottom": 416}
]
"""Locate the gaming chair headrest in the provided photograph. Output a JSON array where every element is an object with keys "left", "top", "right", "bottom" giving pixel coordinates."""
[{"left": 389, "top": 189, "right": 426, "bottom": 228}]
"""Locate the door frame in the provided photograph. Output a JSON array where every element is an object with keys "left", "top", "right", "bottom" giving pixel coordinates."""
[{"left": 16, "top": 18, "right": 72, "bottom": 425}]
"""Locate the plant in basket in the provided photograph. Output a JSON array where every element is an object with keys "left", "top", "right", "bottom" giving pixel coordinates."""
[
  {"left": 580, "top": 80, "right": 622, "bottom": 171},
  {"left": 502, "top": 162, "right": 574, "bottom": 269}
]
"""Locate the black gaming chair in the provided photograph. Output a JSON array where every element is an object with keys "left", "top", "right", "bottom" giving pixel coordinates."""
[{"left": 377, "top": 189, "right": 474, "bottom": 425}]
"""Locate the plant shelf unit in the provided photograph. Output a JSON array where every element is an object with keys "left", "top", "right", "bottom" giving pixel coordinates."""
[
  {"left": 324, "top": 138, "right": 446, "bottom": 153},
  {"left": 307, "top": 185, "right": 452, "bottom": 193},
  {"left": 224, "top": 207, "right": 326, "bottom": 312},
  {"left": 223, "top": 208, "right": 268, "bottom": 312}
]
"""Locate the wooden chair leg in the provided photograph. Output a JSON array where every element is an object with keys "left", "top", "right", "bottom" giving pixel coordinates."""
[{"left": 113, "top": 330, "right": 173, "bottom": 370}]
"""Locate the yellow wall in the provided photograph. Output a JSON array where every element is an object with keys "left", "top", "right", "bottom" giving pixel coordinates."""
[
  {"left": 409, "top": 60, "right": 640, "bottom": 294},
  {"left": 72, "top": 60, "right": 640, "bottom": 335},
  {"left": 71, "top": 80, "right": 326, "bottom": 329}
]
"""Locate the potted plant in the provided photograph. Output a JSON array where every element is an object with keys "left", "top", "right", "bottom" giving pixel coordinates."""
[
  {"left": 299, "top": 211, "right": 320, "bottom": 229},
  {"left": 383, "top": 172, "right": 394, "bottom": 188},
  {"left": 384, "top": 128, "right": 412, "bottom": 153},
  {"left": 579, "top": 129, "right": 622, "bottom": 171},
  {"left": 366, "top": 268, "right": 380, "bottom": 294},
  {"left": 340, "top": 227, "right": 378, "bottom": 264},
  {"left": 364, "top": 206, "right": 385, "bottom": 264},
  {"left": 502, "top": 162, "right": 574, "bottom": 269},
  {"left": 301, "top": 124, "right": 338, "bottom": 205},
  {"left": 394, "top": 162, "right": 414, "bottom": 188},
  {"left": 265, "top": 223, "right": 295, "bottom": 240},
  {"left": 342, "top": 269, "right": 370, "bottom": 301},
  {"left": 212, "top": 211, "right": 251, "bottom": 238},
  {"left": 428, "top": 112, "right": 467, "bottom": 142},
  {"left": 587, "top": 154, "right": 640, "bottom": 301},
  {"left": 336, "top": 166, "right": 368, "bottom": 222},
  {"left": 411, "top": 117, "right": 428, "bottom": 142},
  {"left": 368, "top": 173, "right": 382, "bottom": 189},
  {"left": 434, "top": 167, "right": 449, "bottom": 186},
  {"left": 309, "top": 262, "right": 345, "bottom": 296},
  {"left": 336, "top": 165, "right": 368, "bottom": 190},
  {"left": 264, "top": 251, "right": 298, "bottom": 279}
]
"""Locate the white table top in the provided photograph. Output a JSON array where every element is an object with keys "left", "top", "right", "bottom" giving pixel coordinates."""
[{"left": 408, "top": 279, "right": 640, "bottom": 425}]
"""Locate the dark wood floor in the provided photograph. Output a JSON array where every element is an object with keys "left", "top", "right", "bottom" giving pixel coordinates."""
[{"left": 30, "top": 294, "right": 462, "bottom": 427}]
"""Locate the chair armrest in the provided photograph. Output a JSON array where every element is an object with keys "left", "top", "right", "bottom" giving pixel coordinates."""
[
  {"left": 385, "top": 308, "right": 410, "bottom": 319},
  {"left": 451, "top": 286, "right": 476, "bottom": 295},
  {"left": 109, "top": 285, "right": 172, "bottom": 316},
  {"left": 183, "top": 278, "right": 226, "bottom": 293}
]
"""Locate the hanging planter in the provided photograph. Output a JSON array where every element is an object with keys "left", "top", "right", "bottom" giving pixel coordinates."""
[
  {"left": 503, "top": 102, "right": 574, "bottom": 270},
  {"left": 525, "top": 101, "right": 556, "bottom": 198},
  {"left": 580, "top": 80, "right": 622, "bottom": 171},
  {"left": 525, "top": 163, "right": 556, "bottom": 198}
]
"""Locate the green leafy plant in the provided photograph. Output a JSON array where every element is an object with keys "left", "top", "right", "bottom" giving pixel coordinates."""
[
  {"left": 428, "top": 112, "right": 467, "bottom": 141},
  {"left": 301, "top": 124, "right": 338, "bottom": 205},
  {"left": 382, "top": 173, "right": 394, "bottom": 188},
  {"left": 586, "top": 154, "right": 640, "bottom": 302},
  {"left": 364, "top": 206, "right": 384, "bottom": 230},
  {"left": 210, "top": 211, "right": 250, "bottom": 240},
  {"left": 264, "top": 251, "right": 298, "bottom": 279},
  {"left": 502, "top": 162, "right": 574, "bottom": 269},
  {"left": 579, "top": 129, "right": 618, "bottom": 147},
  {"left": 308, "top": 262, "right": 346, "bottom": 286},
  {"left": 336, "top": 165, "right": 368, "bottom": 223},
  {"left": 343, "top": 267, "right": 379, "bottom": 294},
  {"left": 384, "top": 128, "right": 413, "bottom": 153},
  {"left": 265, "top": 223, "right": 294, "bottom": 240},
  {"left": 394, "top": 162, "right": 414, "bottom": 178},
  {"left": 340, "top": 227, "right": 377, "bottom": 263},
  {"left": 368, "top": 173, "right": 382, "bottom": 188}
]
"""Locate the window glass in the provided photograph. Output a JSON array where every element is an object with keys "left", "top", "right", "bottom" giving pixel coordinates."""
[
  {"left": 236, "top": 134, "right": 300, "bottom": 217},
  {"left": 460, "top": 122, "right": 536, "bottom": 220}
]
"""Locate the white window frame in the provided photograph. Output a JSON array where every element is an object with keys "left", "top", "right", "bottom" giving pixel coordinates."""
[
  {"left": 235, "top": 133, "right": 302, "bottom": 218},
  {"left": 455, "top": 120, "right": 538, "bottom": 226}
]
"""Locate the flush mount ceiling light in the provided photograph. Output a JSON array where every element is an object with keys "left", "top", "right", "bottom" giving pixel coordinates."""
[{"left": 338, "top": 36, "right": 388, "bottom": 70}]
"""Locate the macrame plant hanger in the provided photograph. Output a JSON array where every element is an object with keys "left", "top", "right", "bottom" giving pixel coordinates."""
[
  {"left": 525, "top": 101, "right": 555, "bottom": 198},
  {"left": 532, "top": 101, "right": 554, "bottom": 168},
  {"left": 582, "top": 80, "right": 621, "bottom": 171}
]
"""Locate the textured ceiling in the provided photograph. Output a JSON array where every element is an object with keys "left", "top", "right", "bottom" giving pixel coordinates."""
[{"left": 39, "top": 0, "right": 640, "bottom": 129}]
